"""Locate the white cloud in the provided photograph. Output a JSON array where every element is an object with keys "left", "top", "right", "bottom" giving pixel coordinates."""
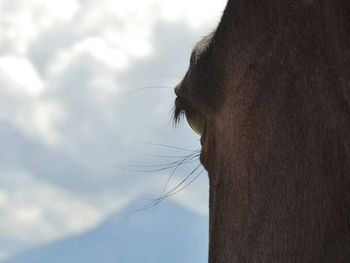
[
  {"left": 0, "top": 0, "right": 227, "bottom": 259},
  {"left": 14, "top": 101, "right": 65, "bottom": 145},
  {"left": 0, "top": 55, "right": 64, "bottom": 145},
  {"left": 0, "top": 0, "right": 80, "bottom": 54},
  {"left": 80, "top": 0, "right": 226, "bottom": 29},
  {"left": 0, "top": 55, "right": 44, "bottom": 96},
  {"left": 158, "top": 0, "right": 226, "bottom": 27},
  {"left": 35, "top": 0, "right": 80, "bottom": 25},
  {"left": 49, "top": 37, "right": 129, "bottom": 75},
  {"left": 0, "top": 169, "right": 129, "bottom": 250},
  {"left": 0, "top": 170, "right": 97, "bottom": 242}
]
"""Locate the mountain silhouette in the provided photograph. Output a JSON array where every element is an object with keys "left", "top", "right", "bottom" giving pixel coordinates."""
[{"left": 2, "top": 200, "right": 208, "bottom": 263}]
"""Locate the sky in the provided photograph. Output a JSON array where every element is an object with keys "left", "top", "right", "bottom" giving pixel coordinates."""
[{"left": 0, "top": 0, "right": 227, "bottom": 260}]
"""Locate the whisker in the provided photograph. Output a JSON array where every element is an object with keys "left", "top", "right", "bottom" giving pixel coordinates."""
[
  {"left": 144, "top": 153, "right": 200, "bottom": 159},
  {"left": 121, "top": 156, "right": 199, "bottom": 173},
  {"left": 127, "top": 86, "right": 173, "bottom": 95},
  {"left": 158, "top": 168, "right": 205, "bottom": 200},
  {"left": 162, "top": 163, "right": 202, "bottom": 197},
  {"left": 147, "top": 163, "right": 201, "bottom": 206},
  {"left": 124, "top": 151, "right": 200, "bottom": 168},
  {"left": 134, "top": 164, "right": 203, "bottom": 211},
  {"left": 126, "top": 140, "right": 203, "bottom": 213},
  {"left": 152, "top": 75, "right": 182, "bottom": 79},
  {"left": 160, "top": 153, "right": 200, "bottom": 195},
  {"left": 136, "top": 140, "right": 196, "bottom": 152}
]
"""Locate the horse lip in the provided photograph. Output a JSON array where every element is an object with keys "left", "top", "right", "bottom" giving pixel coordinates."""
[
  {"left": 174, "top": 81, "right": 184, "bottom": 97},
  {"left": 174, "top": 97, "right": 185, "bottom": 109},
  {"left": 174, "top": 85, "right": 180, "bottom": 96}
]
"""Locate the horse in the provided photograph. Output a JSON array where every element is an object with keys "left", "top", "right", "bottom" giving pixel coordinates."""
[{"left": 174, "top": 1, "right": 350, "bottom": 262}]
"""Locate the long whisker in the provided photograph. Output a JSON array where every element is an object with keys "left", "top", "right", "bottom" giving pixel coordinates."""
[
  {"left": 144, "top": 163, "right": 201, "bottom": 207},
  {"left": 121, "top": 156, "right": 199, "bottom": 173},
  {"left": 159, "top": 168, "right": 205, "bottom": 200},
  {"left": 126, "top": 140, "right": 203, "bottom": 213},
  {"left": 136, "top": 140, "right": 196, "bottom": 152},
  {"left": 162, "top": 163, "right": 202, "bottom": 197},
  {"left": 132, "top": 164, "right": 203, "bottom": 212},
  {"left": 123, "top": 151, "right": 200, "bottom": 169},
  {"left": 127, "top": 86, "right": 173, "bottom": 95},
  {"left": 152, "top": 75, "right": 182, "bottom": 79},
  {"left": 143, "top": 153, "right": 201, "bottom": 162},
  {"left": 160, "top": 153, "right": 200, "bottom": 195}
]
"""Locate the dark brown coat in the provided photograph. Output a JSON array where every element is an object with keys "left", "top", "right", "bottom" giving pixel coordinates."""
[{"left": 175, "top": 0, "right": 350, "bottom": 262}]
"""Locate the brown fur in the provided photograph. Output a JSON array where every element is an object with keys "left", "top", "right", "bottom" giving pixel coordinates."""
[{"left": 174, "top": 0, "right": 350, "bottom": 262}]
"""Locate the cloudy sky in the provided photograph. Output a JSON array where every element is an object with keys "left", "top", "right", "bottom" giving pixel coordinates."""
[{"left": 0, "top": 0, "right": 227, "bottom": 260}]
